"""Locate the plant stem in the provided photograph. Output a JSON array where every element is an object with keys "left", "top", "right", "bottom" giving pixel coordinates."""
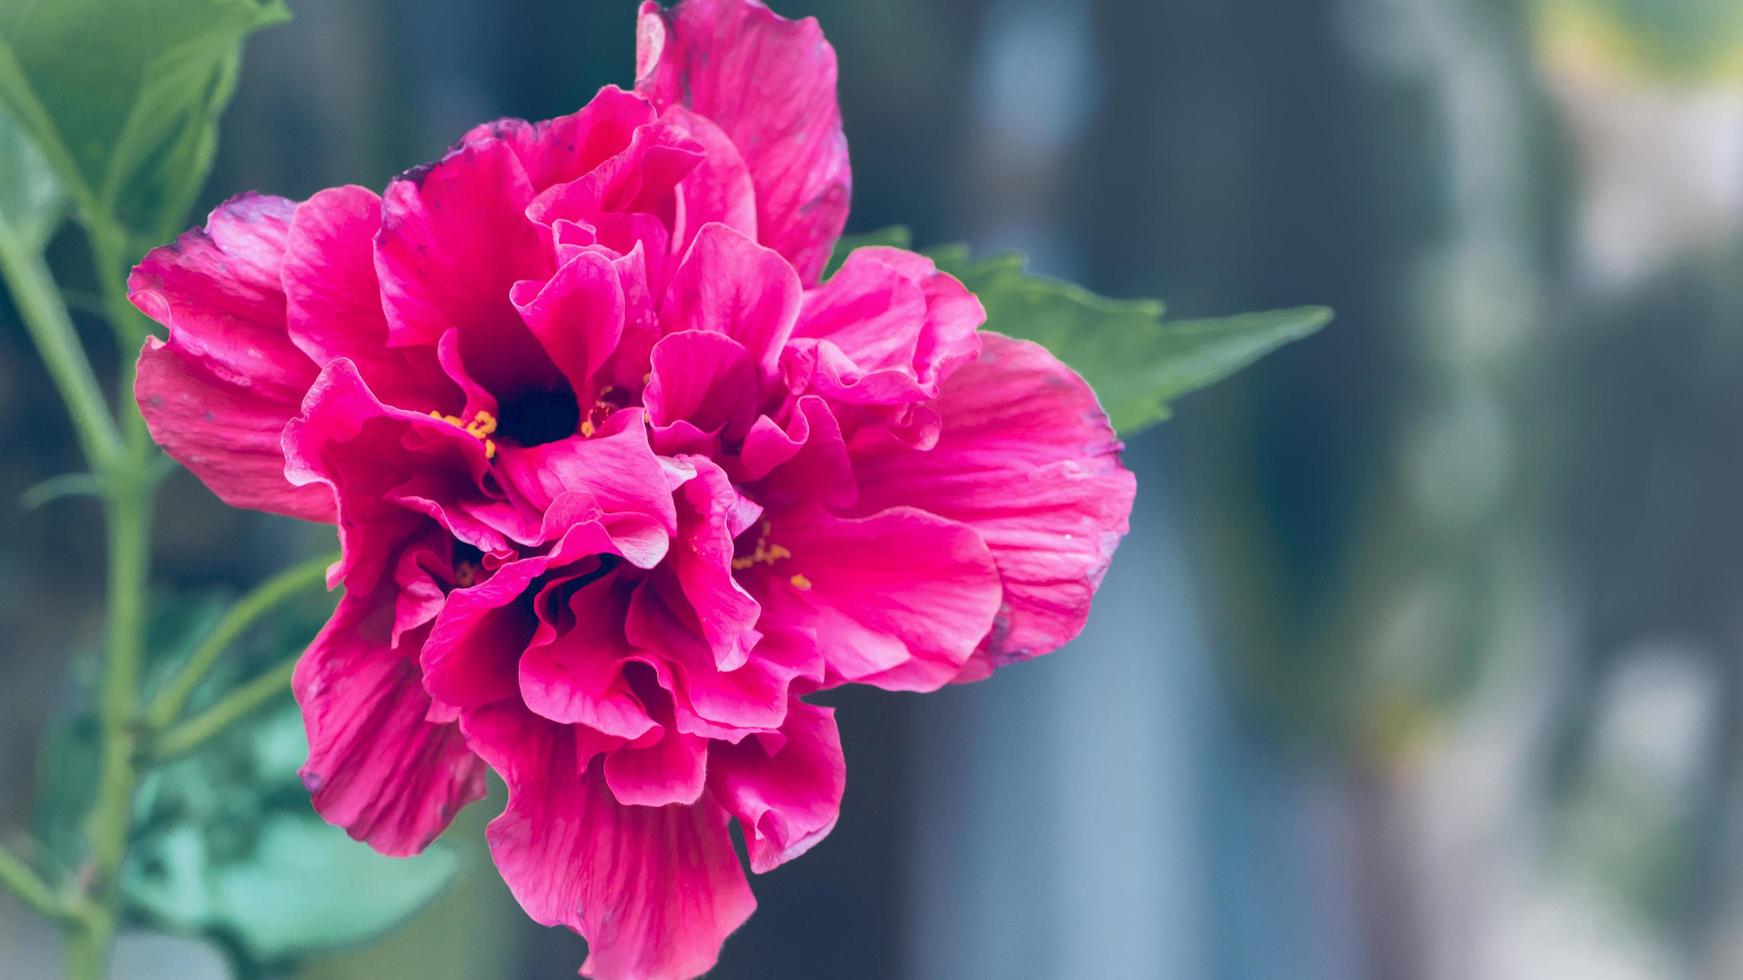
[
  {"left": 145, "top": 554, "right": 334, "bottom": 731},
  {"left": 149, "top": 652, "right": 300, "bottom": 765},
  {"left": 0, "top": 845, "right": 71, "bottom": 924},
  {"left": 0, "top": 222, "right": 121, "bottom": 469},
  {"left": 63, "top": 232, "right": 157, "bottom": 980}
]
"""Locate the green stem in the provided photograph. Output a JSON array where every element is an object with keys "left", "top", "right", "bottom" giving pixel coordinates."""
[
  {"left": 0, "top": 222, "right": 121, "bottom": 469},
  {"left": 64, "top": 237, "right": 157, "bottom": 980},
  {"left": 0, "top": 845, "right": 72, "bottom": 924},
  {"left": 88, "top": 221, "right": 153, "bottom": 349},
  {"left": 145, "top": 554, "right": 334, "bottom": 730},
  {"left": 149, "top": 652, "right": 300, "bottom": 765}
]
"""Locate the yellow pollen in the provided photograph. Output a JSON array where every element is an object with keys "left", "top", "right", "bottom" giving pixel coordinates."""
[
  {"left": 430, "top": 409, "right": 498, "bottom": 460},
  {"left": 731, "top": 522, "right": 796, "bottom": 572},
  {"left": 789, "top": 573, "right": 813, "bottom": 591},
  {"left": 453, "top": 561, "right": 480, "bottom": 588},
  {"left": 580, "top": 387, "right": 618, "bottom": 439}
]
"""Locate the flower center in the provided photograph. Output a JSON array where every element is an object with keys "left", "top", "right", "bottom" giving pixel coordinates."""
[
  {"left": 579, "top": 386, "right": 620, "bottom": 439},
  {"left": 731, "top": 521, "right": 813, "bottom": 591},
  {"left": 429, "top": 409, "right": 498, "bottom": 460},
  {"left": 496, "top": 388, "right": 580, "bottom": 447}
]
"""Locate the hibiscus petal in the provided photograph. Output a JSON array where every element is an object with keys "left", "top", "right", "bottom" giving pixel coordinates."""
[
  {"left": 789, "top": 246, "right": 984, "bottom": 403},
  {"left": 664, "top": 456, "right": 761, "bottom": 669},
  {"left": 737, "top": 395, "right": 855, "bottom": 511},
  {"left": 603, "top": 722, "right": 710, "bottom": 807},
  {"left": 636, "top": 0, "right": 851, "bottom": 284},
  {"left": 295, "top": 586, "right": 486, "bottom": 857},
  {"left": 526, "top": 119, "right": 702, "bottom": 232},
  {"left": 509, "top": 249, "right": 624, "bottom": 401},
  {"left": 710, "top": 699, "right": 844, "bottom": 873},
  {"left": 282, "top": 360, "right": 508, "bottom": 579},
  {"left": 626, "top": 585, "right": 823, "bottom": 734},
  {"left": 283, "top": 185, "right": 453, "bottom": 411},
  {"left": 131, "top": 193, "right": 333, "bottom": 521},
  {"left": 422, "top": 519, "right": 632, "bottom": 710},
  {"left": 464, "top": 704, "right": 755, "bottom": 980},
  {"left": 659, "top": 104, "right": 758, "bottom": 255},
  {"left": 749, "top": 505, "right": 1001, "bottom": 692},
  {"left": 644, "top": 330, "right": 757, "bottom": 444},
  {"left": 660, "top": 222, "right": 801, "bottom": 377},
  {"left": 377, "top": 138, "right": 560, "bottom": 396},
  {"left": 493, "top": 408, "right": 677, "bottom": 538},
  {"left": 459, "top": 86, "right": 655, "bottom": 192},
  {"left": 851, "top": 333, "right": 1136, "bottom": 679},
  {"left": 519, "top": 572, "right": 658, "bottom": 740}
]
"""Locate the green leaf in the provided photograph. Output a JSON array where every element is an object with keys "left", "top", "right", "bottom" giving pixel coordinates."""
[
  {"left": 34, "top": 587, "right": 453, "bottom": 970},
  {"left": 928, "top": 247, "right": 1331, "bottom": 435},
  {"left": 823, "top": 225, "right": 912, "bottom": 279},
  {"left": 123, "top": 703, "right": 459, "bottom": 970},
  {"left": 0, "top": 103, "right": 65, "bottom": 249},
  {"left": 0, "top": 0, "right": 287, "bottom": 245}
]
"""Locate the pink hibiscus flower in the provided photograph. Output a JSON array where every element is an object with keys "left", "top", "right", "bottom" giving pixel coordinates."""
[{"left": 130, "top": 1, "right": 1135, "bottom": 977}]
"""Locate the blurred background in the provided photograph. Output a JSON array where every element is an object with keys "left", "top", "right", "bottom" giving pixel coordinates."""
[{"left": 3, "top": 0, "right": 1742, "bottom": 977}]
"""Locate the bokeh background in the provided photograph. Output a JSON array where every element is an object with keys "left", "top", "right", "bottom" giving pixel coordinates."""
[{"left": 4, "top": 0, "right": 1743, "bottom": 977}]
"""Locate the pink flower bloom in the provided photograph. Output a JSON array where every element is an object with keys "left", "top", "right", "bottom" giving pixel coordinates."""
[{"left": 131, "top": 1, "right": 1134, "bottom": 977}]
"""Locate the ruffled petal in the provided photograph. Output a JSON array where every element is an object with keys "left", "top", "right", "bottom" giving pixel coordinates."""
[
  {"left": 788, "top": 246, "right": 984, "bottom": 404},
  {"left": 746, "top": 505, "right": 1001, "bottom": 692},
  {"left": 281, "top": 360, "right": 508, "bottom": 574},
  {"left": 492, "top": 408, "right": 678, "bottom": 550},
  {"left": 644, "top": 330, "right": 758, "bottom": 448},
  {"left": 710, "top": 699, "right": 843, "bottom": 873},
  {"left": 376, "top": 138, "right": 560, "bottom": 396},
  {"left": 509, "top": 249, "right": 625, "bottom": 403},
  {"left": 737, "top": 395, "right": 855, "bottom": 511},
  {"left": 518, "top": 570, "right": 659, "bottom": 739},
  {"left": 295, "top": 583, "right": 487, "bottom": 856},
  {"left": 659, "top": 104, "right": 758, "bottom": 256},
  {"left": 131, "top": 193, "right": 333, "bottom": 521},
  {"left": 526, "top": 119, "right": 701, "bottom": 233},
  {"left": 459, "top": 86, "right": 656, "bottom": 193},
  {"left": 626, "top": 586, "right": 822, "bottom": 734},
  {"left": 603, "top": 722, "right": 710, "bottom": 807},
  {"left": 636, "top": 0, "right": 851, "bottom": 284},
  {"left": 464, "top": 704, "right": 755, "bottom": 980},
  {"left": 660, "top": 222, "right": 801, "bottom": 377},
  {"left": 851, "top": 334, "right": 1135, "bottom": 679},
  {"left": 282, "top": 185, "right": 454, "bottom": 412}
]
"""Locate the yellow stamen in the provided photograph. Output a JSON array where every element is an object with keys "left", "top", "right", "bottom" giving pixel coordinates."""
[
  {"left": 731, "top": 521, "right": 797, "bottom": 572},
  {"left": 789, "top": 573, "right": 813, "bottom": 591},
  {"left": 453, "top": 561, "right": 480, "bottom": 588},
  {"left": 430, "top": 409, "right": 498, "bottom": 460},
  {"left": 580, "top": 387, "right": 618, "bottom": 439}
]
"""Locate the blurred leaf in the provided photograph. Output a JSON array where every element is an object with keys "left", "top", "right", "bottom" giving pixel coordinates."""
[
  {"left": 928, "top": 247, "right": 1332, "bottom": 435},
  {"left": 823, "top": 225, "right": 913, "bottom": 279},
  {"left": 0, "top": 103, "right": 65, "bottom": 249},
  {"left": 34, "top": 586, "right": 448, "bottom": 970},
  {"left": 1533, "top": 0, "right": 1743, "bottom": 83},
  {"left": 0, "top": 0, "right": 287, "bottom": 244},
  {"left": 32, "top": 592, "right": 228, "bottom": 879},
  {"left": 124, "top": 702, "right": 459, "bottom": 970}
]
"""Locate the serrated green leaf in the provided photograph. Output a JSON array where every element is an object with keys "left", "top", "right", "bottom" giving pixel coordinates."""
[
  {"left": 0, "top": 0, "right": 287, "bottom": 245},
  {"left": 929, "top": 247, "right": 1331, "bottom": 435},
  {"left": 823, "top": 225, "right": 913, "bottom": 279},
  {"left": 0, "top": 103, "right": 64, "bottom": 249}
]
